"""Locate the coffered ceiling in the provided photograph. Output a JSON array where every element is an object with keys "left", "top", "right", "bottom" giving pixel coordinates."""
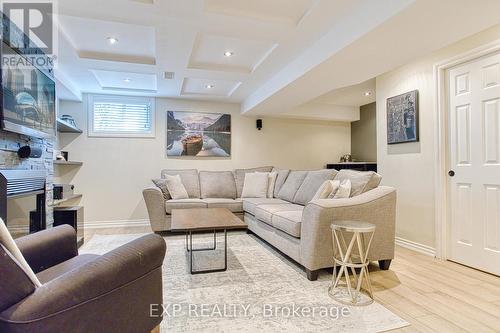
[{"left": 54, "top": 0, "right": 500, "bottom": 121}]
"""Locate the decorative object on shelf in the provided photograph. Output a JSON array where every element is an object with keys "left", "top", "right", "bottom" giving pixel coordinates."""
[
  {"left": 55, "top": 150, "right": 66, "bottom": 161},
  {"left": 57, "top": 118, "right": 83, "bottom": 133},
  {"left": 61, "top": 151, "right": 69, "bottom": 161},
  {"left": 60, "top": 115, "right": 77, "bottom": 128},
  {"left": 53, "top": 184, "right": 75, "bottom": 200},
  {"left": 17, "top": 145, "right": 42, "bottom": 159},
  {"left": 387, "top": 90, "right": 419, "bottom": 144},
  {"left": 166, "top": 111, "right": 231, "bottom": 157},
  {"left": 340, "top": 154, "right": 353, "bottom": 163}
]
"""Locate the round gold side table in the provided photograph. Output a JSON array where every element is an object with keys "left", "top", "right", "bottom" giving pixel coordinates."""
[{"left": 328, "top": 221, "right": 376, "bottom": 306}]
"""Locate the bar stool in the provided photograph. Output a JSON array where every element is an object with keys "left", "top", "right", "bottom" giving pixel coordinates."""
[{"left": 328, "top": 221, "right": 376, "bottom": 306}]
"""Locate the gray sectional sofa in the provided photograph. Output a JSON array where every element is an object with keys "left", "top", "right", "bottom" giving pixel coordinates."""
[{"left": 143, "top": 166, "right": 396, "bottom": 280}]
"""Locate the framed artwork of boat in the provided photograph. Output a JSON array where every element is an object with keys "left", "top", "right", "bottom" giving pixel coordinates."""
[{"left": 166, "top": 111, "right": 231, "bottom": 157}]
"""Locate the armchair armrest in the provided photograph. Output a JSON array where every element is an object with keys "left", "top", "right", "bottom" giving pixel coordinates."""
[
  {"left": 300, "top": 186, "right": 397, "bottom": 271},
  {"left": 143, "top": 186, "right": 167, "bottom": 232},
  {"left": 15, "top": 225, "right": 78, "bottom": 273},
  {"left": 1, "top": 234, "right": 166, "bottom": 333}
]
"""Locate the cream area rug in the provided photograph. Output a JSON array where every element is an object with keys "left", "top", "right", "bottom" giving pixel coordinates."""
[{"left": 81, "top": 232, "right": 409, "bottom": 333}]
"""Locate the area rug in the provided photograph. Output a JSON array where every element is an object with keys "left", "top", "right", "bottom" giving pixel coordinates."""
[{"left": 81, "top": 232, "right": 409, "bottom": 333}]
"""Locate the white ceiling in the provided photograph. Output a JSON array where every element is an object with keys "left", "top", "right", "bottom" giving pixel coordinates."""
[{"left": 53, "top": 0, "right": 500, "bottom": 121}]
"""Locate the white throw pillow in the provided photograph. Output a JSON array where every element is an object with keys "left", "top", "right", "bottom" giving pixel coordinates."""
[
  {"left": 241, "top": 172, "right": 269, "bottom": 198},
  {"left": 257, "top": 171, "right": 278, "bottom": 198},
  {"left": 0, "top": 219, "right": 42, "bottom": 287},
  {"left": 327, "top": 180, "right": 341, "bottom": 199},
  {"left": 312, "top": 180, "right": 341, "bottom": 200},
  {"left": 333, "top": 179, "right": 352, "bottom": 199},
  {"left": 164, "top": 174, "right": 189, "bottom": 200}
]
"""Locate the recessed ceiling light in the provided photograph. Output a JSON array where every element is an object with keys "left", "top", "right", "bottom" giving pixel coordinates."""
[
  {"left": 364, "top": 91, "right": 372, "bottom": 97},
  {"left": 107, "top": 37, "right": 119, "bottom": 44},
  {"left": 224, "top": 51, "right": 233, "bottom": 57},
  {"left": 205, "top": 84, "right": 215, "bottom": 89},
  {"left": 124, "top": 78, "right": 131, "bottom": 83}
]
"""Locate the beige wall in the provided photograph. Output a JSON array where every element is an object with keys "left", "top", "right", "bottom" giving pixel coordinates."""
[
  {"left": 376, "top": 24, "right": 500, "bottom": 248},
  {"left": 351, "top": 102, "right": 377, "bottom": 162},
  {"left": 58, "top": 97, "right": 350, "bottom": 224}
]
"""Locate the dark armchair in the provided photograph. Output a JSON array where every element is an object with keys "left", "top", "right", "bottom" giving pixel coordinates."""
[{"left": 0, "top": 225, "right": 166, "bottom": 333}]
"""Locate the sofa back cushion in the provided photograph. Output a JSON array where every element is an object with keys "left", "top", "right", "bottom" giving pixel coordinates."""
[
  {"left": 277, "top": 171, "right": 308, "bottom": 202},
  {"left": 272, "top": 168, "right": 290, "bottom": 198},
  {"left": 293, "top": 169, "right": 337, "bottom": 205},
  {"left": 234, "top": 166, "right": 273, "bottom": 197},
  {"left": 0, "top": 244, "right": 36, "bottom": 311},
  {"left": 334, "top": 170, "right": 382, "bottom": 197},
  {"left": 199, "top": 171, "right": 237, "bottom": 199},
  {"left": 161, "top": 169, "right": 200, "bottom": 198}
]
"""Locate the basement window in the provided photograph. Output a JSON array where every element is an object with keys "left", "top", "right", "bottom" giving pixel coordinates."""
[{"left": 88, "top": 94, "right": 155, "bottom": 137}]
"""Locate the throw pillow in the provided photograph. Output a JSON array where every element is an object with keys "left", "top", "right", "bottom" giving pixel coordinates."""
[
  {"left": 152, "top": 179, "right": 171, "bottom": 200},
  {"left": 334, "top": 170, "right": 382, "bottom": 197},
  {"left": 0, "top": 219, "right": 41, "bottom": 287},
  {"left": 312, "top": 180, "right": 341, "bottom": 200},
  {"left": 241, "top": 172, "right": 269, "bottom": 198},
  {"left": 333, "top": 180, "right": 351, "bottom": 199},
  {"left": 327, "top": 180, "right": 341, "bottom": 198},
  {"left": 0, "top": 243, "right": 37, "bottom": 309},
  {"left": 257, "top": 171, "right": 278, "bottom": 198},
  {"left": 164, "top": 174, "right": 189, "bottom": 200}
]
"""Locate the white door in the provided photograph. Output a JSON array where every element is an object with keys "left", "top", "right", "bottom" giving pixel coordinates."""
[{"left": 448, "top": 52, "right": 500, "bottom": 276}]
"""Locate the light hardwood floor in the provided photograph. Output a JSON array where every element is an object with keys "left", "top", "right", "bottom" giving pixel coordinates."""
[{"left": 85, "top": 227, "right": 500, "bottom": 333}]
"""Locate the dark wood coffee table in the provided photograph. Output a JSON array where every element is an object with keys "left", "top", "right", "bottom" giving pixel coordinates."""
[{"left": 170, "top": 208, "right": 247, "bottom": 274}]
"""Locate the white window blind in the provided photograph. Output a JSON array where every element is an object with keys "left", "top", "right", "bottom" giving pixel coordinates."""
[{"left": 88, "top": 95, "right": 155, "bottom": 137}]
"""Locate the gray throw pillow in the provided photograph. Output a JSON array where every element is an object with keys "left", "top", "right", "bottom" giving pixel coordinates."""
[{"left": 152, "top": 179, "right": 171, "bottom": 200}]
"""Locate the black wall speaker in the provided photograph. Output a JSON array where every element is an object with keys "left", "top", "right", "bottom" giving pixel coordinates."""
[
  {"left": 256, "top": 119, "right": 263, "bottom": 130},
  {"left": 17, "top": 146, "right": 43, "bottom": 159}
]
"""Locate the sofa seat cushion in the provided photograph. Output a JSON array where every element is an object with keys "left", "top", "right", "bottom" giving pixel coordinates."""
[
  {"left": 242, "top": 198, "right": 288, "bottom": 215},
  {"left": 254, "top": 204, "right": 304, "bottom": 225},
  {"left": 36, "top": 254, "right": 99, "bottom": 284},
  {"left": 203, "top": 198, "right": 243, "bottom": 213},
  {"left": 272, "top": 211, "right": 303, "bottom": 238},
  {"left": 165, "top": 199, "right": 207, "bottom": 214},
  {"left": 199, "top": 171, "right": 237, "bottom": 199}
]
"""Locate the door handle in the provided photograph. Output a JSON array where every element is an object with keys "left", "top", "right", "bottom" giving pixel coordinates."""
[{"left": 448, "top": 170, "right": 455, "bottom": 177}]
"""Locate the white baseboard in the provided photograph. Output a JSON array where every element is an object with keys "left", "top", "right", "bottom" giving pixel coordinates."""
[
  {"left": 84, "top": 219, "right": 150, "bottom": 230},
  {"left": 395, "top": 237, "right": 436, "bottom": 257}
]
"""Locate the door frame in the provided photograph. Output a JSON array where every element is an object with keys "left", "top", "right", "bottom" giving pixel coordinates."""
[{"left": 433, "top": 39, "right": 500, "bottom": 260}]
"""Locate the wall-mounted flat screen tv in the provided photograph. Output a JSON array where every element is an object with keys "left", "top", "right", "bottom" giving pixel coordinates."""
[{"left": 0, "top": 42, "right": 56, "bottom": 139}]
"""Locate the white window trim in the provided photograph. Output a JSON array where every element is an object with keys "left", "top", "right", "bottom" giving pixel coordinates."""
[{"left": 87, "top": 94, "right": 156, "bottom": 138}]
